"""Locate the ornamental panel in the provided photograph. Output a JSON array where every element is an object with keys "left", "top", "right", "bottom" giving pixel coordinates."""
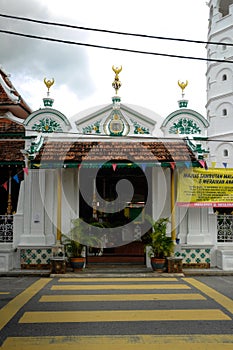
[
  {"left": 175, "top": 248, "right": 211, "bottom": 268},
  {"left": 130, "top": 119, "right": 149, "bottom": 134},
  {"left": 32, "top": 118, "right": 63, "bottom": 133},
  {"left": 169, "top": 118, "right": 201, "bottom": 134},
  {"left": 82, "top": 121, "right": 101, "bottom": 134}
]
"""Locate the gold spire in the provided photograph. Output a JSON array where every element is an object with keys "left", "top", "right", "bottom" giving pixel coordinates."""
[
  {"left": 112, "top": 65, "right": 122, "bottom": 94},
  {"left": 178, "top": 80, "right": 188, "bottom": 98},
  {"left": 44, "top": 77, "right": 55, "bottom": 96}
]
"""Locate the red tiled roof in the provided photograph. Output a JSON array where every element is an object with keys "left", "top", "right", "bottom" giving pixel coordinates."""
[
  {"left": 0, "top": 68, "right": 32, "bottom": 119},
  {"left": 0, "top": 119, "right": 25, "bottom": 134},
  {"left": 33, "top": 140, "right": 198, "bottom": 165},
  {"left": 0, "top": 140, "right": 25, "bottom": 163}
]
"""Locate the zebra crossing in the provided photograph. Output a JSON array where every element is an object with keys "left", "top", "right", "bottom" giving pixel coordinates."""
[{"left": 1, "top": 276, "right": 233, "bottom": 349}]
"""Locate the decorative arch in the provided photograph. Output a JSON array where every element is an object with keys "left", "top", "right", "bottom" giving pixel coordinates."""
[
  {"left": 216, "top": 142, "right": 233, "bottom": 161},
  {"left": 216, "top": 67, "right": 233, "bottom": 82},
  {"left": 161, "top": 109, "right": 209, "bottom": 136},
  {"left": 216, "top": 102, "right": 233, "bottom": 117},
  {"left": 219, "top": 37, "right": 232, "bottom": 54},
  {"left": 24, "top": 108, "right": 71, "bottom": 133},
  {"left": 220, "top": 37, "right": 232, "bottom": 45}
]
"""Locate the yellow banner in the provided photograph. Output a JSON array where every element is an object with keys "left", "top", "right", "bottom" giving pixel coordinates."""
[{"left": 177, "top": 168, "right": 233, "bottom": 207}]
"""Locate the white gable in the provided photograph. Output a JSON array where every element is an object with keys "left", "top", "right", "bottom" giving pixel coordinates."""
[
  {"left": 72, "top": 102, "right": 163, "bottom": 137},
  {"left": 23, "top": 107, "right": 72, "bottom": 136},
  {"left": 161, "top": 108, "right": 209, "bottom": 138}
]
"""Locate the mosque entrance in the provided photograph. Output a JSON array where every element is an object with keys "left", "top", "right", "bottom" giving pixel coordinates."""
[{"left": 79, "top": 163, "right": 152, "bottom": 265}]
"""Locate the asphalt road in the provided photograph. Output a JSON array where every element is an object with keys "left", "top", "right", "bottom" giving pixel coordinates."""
[{"left": 0, "top": 276, "right": 233, "bottom": 349}]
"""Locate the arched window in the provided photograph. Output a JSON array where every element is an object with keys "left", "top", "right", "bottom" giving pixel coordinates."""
[
  {"left": 219, "top": 0, "right": 233, "bottom": 17},
  {"left": 223, "top": 149, "right": 229, "bottom": 157},
  {"left": 222, "top": 74, "right": 227, "bottom": 81},
  {"left": 223, "top": 108, "right": 228, "bottom": 116}
]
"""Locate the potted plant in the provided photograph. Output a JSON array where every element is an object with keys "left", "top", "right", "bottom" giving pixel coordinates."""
[
  {"left": 142, "top": 216, "right": 174, "bottom": 272},
  {"left": 62, "top": 218, "right": 100, "bottom": 271}
]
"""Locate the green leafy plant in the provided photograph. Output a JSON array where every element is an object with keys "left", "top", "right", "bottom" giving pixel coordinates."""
[
  {"left": 61, "top": 218, "right": 101, "bottom": 258},
  {"left": 142, "top": 216, "right": 174, "bottom": 258}
]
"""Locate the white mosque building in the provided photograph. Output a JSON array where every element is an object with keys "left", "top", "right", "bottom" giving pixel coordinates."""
[{"left": 0, "top": 0, "right": 233, "bottom": 272}]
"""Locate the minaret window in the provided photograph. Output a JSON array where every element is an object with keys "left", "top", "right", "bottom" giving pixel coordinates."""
[
  {"left": 222, "top": 74, "right": 227, "bottom": 81},
  {"left": 223, "top": 108, "right": 228, "bottom": 116},
  {"left": 219, "top": 0, "right": 233, "bottom": 17},
  {"left": 222, "top": 44, "right": 227, "bottom": 51},
  {"left": 223, "top": 149, "right": 229, "bottom": 157}
]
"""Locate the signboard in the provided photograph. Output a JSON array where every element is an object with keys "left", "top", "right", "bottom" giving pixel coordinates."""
[{"left": 177, "top": 168, "right": 233, "bottom": 207}]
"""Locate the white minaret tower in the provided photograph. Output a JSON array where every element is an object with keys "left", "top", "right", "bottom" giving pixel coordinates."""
[{"left": 206, "top": 0, "right": 233, "bottom": 168}]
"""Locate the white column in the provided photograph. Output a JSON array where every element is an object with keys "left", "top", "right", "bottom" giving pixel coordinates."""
[
  {"left": 176, "top": 207, "right": 188, "bottom": 244},
  {"left": 75, "top": 168, "right": 79, "bottom": 217},
  {"left": 152, "top": 167, "right": 170, "bottom": 220},
  {"left": 187, "top": 208, "right": 205, "bottom": 244},
  {"left": 44, "top": 169, "right": 56, "bottom": 245},
  {"left": 61, "top": 168, "right": 77, "bottom": 235},
  {"left": 19, "top": 169, "right": 46, "bottom": 245}
]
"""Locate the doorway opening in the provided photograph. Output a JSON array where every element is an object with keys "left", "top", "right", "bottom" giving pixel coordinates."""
[{"left": 79, "top": 163, "right": 152, "bottom": 264}]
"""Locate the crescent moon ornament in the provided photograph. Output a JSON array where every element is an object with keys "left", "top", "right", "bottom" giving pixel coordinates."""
[
  {"left": 112, "top": 65, "right": 122, "bottom": 95},
  {"left": 112, "top": 65, "right": 122, "bottom": 75},
  {"left": 44, "top": 78, "right": 55, "bottom": 92},
  {"left": 178, "top": 80, "right": 188, "bottom": 92}
]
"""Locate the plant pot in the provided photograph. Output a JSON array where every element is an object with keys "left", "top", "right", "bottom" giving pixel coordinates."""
[
  {"left": 70, "top": 257, "right": 85, "bottom": 271},
  {"left": 151, "top": 257, "right": 166, "bottom": 272}
]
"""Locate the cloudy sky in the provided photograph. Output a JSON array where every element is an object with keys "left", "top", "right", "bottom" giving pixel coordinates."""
[{"left": 0, "top": 0, "right": 209, "bottom": 120}]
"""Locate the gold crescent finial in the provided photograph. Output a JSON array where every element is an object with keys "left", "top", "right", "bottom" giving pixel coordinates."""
[
  {"left": 112, "top": 65, "right": 122, "bottom": 75},
  {"left": 178, "top": 80, "right": 188, "bottom": 98},
  {"left": 112, "top": 65, "right": 122, "bottom": 94},
  {"left": 44, "top": 78, "right": 55, "bottom": 93},
  {"left": 178, "top": 80, "right": 188, "bottom": 92}
]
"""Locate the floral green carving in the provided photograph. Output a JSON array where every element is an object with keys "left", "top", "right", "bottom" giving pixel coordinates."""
[
  {"left": 83, "top": 121, "right": 101, "bottom": 134},
  {"left": 26, "top": 135, "right": 44, "bottom": 160},
  {"left": 32, "top": 118, "right": 62, "bottom": 133},
  {"left": 169, "top": 118, "right": 201, "bottom": 134},
  {"left": 131, "top": 120, "right": 149, "bottom": 134}
]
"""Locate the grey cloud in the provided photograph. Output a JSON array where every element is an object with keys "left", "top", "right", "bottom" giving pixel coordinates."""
[{"left": 0, "top": 0, "right": 94, "bottom": 98}]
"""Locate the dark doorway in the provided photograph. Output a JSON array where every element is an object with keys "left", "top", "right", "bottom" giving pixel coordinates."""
[{"left": 79, "top": 163, "right": 152, "bottom": 264}]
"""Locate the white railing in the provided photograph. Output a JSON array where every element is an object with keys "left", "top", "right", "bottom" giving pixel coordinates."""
[
  {"left": 217, "top": 214, "right": 233, "bottom": 243},
  {"left": 0, "top": 215, "right": 13, "bottom": 243}
]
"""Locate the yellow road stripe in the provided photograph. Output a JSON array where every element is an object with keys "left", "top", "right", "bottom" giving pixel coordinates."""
[
  {"left": 40, "top": 293, "right": 206, "bottom": 302},
  {"left": 51, "top": 284, "right": 190, "bottom": 290},
  {"left": 58, "top": 277, "right": 178, "bottom": 282},
  {"left": 0, "top": 278, "right": 51, "bottom": 331},
  {"left": 19, "top": 309, "right": 230, "bottom": 323},
  {"left": 184, "top": 278, "right": 233, "bottom": 314},
  {"left": 3, "top": 334, "right": 233, "bottom": 350},
  {"left": 0, "top": 292, "right": 10, "bottom": 295}
]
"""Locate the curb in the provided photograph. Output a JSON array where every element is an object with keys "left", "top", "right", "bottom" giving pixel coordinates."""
[
  {"left": 1, "top": 268, "right": 233, "bottom": 278},
  {"left": 50, "top": 272, "right": 185, "bottom": 278}
]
